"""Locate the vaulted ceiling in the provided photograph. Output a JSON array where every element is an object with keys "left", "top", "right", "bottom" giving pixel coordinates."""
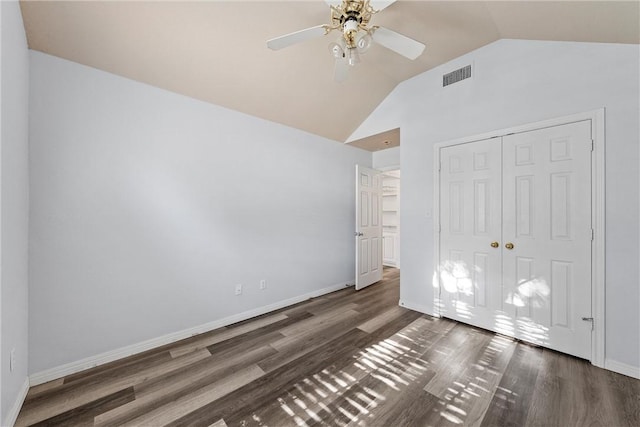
[{"left": 20, "top": 1, "right": 640, "bottom": 143}]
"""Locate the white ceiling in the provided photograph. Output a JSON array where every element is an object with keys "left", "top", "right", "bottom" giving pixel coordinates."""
[{"left": 20, "top": 1, "right": 640, "bottom": 143}]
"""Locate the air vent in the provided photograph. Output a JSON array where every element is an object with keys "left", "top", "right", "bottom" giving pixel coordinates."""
[{"left": 443, "top": 65, "right": 472, "bottom": 87}]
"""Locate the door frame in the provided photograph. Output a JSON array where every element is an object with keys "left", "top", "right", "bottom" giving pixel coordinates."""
[{"left": 433, "top": 109, "right": 605, "bottom": 368}]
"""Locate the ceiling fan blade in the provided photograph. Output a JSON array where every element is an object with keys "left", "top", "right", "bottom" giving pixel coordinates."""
[
  {"left": 372, "top": 26, "right": 425, "bottom": 60},
  {"left": 370, "top": 1, "right": 396, "bottom": 11},
  {"left": 334, "top": 58, "right": 348, "bottom": 83},
  {"left": 267, "top": 25, "right": 326, "bottom": 50}
]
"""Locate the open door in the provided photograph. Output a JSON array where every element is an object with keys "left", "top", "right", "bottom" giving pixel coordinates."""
[{"left": 355, "top": 165, "right": 383, "bottom": 290}]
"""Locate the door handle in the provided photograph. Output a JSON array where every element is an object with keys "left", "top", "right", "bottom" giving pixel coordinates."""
[
  {"left": 354, "top": 232, "right": 364, "bottom": 237},
  {"left": 490, "top": 241, "right": 499, "bottom": 248},
  {"left": 505, "top": 242, "right": 514, "bottom": 250}
]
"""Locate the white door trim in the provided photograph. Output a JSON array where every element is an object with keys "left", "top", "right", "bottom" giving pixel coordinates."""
[{"left": 433, "top": 109, "right": 605, "bottom": 368}]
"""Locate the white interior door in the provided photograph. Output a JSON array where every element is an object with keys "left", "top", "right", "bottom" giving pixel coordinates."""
[
  {"left": 439, "top": 120, "right": 593, "bottom": 360},
  {"left": 356, "top": 165, "right": 383, "bottom": 290},
  {"left": 502, "top": 121, "right": 593, "bottom": 359},
  {"left": 439, "top": 138, "right": 503, "bottom": 327}
]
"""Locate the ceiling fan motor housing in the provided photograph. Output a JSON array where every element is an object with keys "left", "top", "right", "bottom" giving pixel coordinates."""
[
  {"left": 343, "top": 19, "right": 359, "bottom": 47},
  {"left": 331, "top": 0, "right": 376, "bottom": 48}
]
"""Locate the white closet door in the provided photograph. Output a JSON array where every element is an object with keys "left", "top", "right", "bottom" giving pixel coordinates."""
[
  {"left": 502, "top": 121, "right": 593, "bottom": 359},
  {"left": 439, "top": 138, "right": 503, "bottom": 327},
  {"left": 439, "top": 120, "right": 593, "bottom": 360}
]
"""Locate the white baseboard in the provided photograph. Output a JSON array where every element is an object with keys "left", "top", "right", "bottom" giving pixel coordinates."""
[
  {"left": 604, "top": 358, "right": 640, "bottom": 379},
  {"left": 399, "top": 299, "right": 438, "bottom": 317},
  {"left": 3, "top": 377, "right": 29, "bottom": 427},
  {"left": 29, "top": 280, "right": 352, "bottom": 386}
]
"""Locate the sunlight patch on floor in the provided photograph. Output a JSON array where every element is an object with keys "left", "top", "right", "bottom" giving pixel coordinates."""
[{"left": 263, "top": 321, "right": 435, "bottom": 425}]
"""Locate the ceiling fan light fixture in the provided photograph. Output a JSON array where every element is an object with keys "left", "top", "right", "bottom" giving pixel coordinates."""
[
  {"left": 329, "top": 42, "right": 345, "bottom": 59},
  {"left": 347, "top": 47, "right": 360, "bottom": 66},
  {"left": 356, "top": 32, "right": 372, "bottom": 53}
]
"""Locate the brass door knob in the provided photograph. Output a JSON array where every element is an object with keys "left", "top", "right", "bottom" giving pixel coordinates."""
[
  {"left": 505, "top": 242, "right": 514, "bottom": 250},
  {"left": 490, "top": 242, "right": 499, "bottom": 248}
]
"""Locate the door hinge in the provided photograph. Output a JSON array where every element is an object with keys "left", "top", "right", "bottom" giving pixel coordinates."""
[
  {"left": 582, "top": 317, "right": 594, "bottom": 331},
  {"left": 591, "top": 228, "right": 594, "bottom": 241},
  {"left": 591, "top": 139, "right": 595, "bottom": 152},
  {"left": 438, "top": 161, "right": 442, "bottom": 172}
]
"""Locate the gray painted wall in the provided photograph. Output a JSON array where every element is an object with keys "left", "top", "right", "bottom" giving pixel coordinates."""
[
  {"left": 28, "top": 51, "right": 371, "bottom": 375},
  {"left": 372, "top": 146, "right": 400, "bottom": 170},
  {"left": 1, "top": 0, "right": 30, "bottom": 423}
]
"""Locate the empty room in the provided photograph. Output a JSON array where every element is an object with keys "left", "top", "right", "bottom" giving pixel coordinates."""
[{"left": 1, "top": 1, "right": 639, "bottom": 426}]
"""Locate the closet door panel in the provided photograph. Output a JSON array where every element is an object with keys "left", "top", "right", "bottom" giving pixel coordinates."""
[
  {"left": 502, "top": 121, "right": 592, "bottom": 359},
  {"left": 439, "top": 138, "right": 503, "bottom": 328}
]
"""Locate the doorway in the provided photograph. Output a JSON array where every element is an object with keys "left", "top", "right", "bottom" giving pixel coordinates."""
[{"left": 382, "top": 169, "right": 400, "bottom": 268}]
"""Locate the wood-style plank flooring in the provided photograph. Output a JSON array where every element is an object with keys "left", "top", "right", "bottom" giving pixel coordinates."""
[{"left": 16, "top": 268, "right": 640, "bottom": 426}]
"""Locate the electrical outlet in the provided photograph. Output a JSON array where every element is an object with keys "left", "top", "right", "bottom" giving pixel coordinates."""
[
  {"left": 259, "top": 279, "right": 266, "bottom": 290},
  {"left": 235, "top": 284, "right": 243, "bottom": 295},
  {"left": 10, "top": 348, "right": 15, "bottom": 372}
]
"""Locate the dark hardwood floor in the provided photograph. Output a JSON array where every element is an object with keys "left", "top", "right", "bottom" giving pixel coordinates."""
[{"left": 16, "top": 268, "right": 640, "bottom": 426}]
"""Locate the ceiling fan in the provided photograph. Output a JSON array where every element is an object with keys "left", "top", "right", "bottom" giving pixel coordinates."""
[{"left": 266, "top": 0, "right": 426, "bottom": 82}]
